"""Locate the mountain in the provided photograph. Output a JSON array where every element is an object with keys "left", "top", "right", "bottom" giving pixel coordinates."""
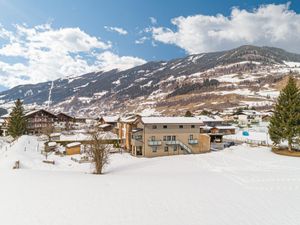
[{"left": 1, "top": 45, "right": 300, "bottom": 116}]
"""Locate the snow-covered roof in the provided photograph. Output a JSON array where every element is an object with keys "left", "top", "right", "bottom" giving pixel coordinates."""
[
  {"left": 48, "top": 142, "right": 57, "bottom": 147},
  {"left": 50, "top": 133, "right": 61, "bottom": 137},
  {"left": 196, "top": 115, "right": 224, "bottom": 122},
  {"left": 66, "top": 142, "right": 81, "bottom": 148},
  {"left": 102, "top": 116, "right": 119, "bottom": 123},
  {"left": 98, "top": 132, "right": 118, "bottom": 140},
  {"left": 99, "top": 123, "right": 112, "bottom": 128},
  {"left": 141, "top": 117, "right": 202, "bottom": 124},
  {"left": 60, "top": 131, "right": 118, "bottom": 141},
  {"left": 120, "top": 115, "right": 138, "bottom": 123},
  {"left": 25, "top": 109, "right": 56, "bottom": 117},
  {"left": 200, "top": 125, "right": 213, "bottom": 130},
  {"left": 215, "top": 126, "right": 236, "bottom": 130},
  {"left": 132, "top": 128, "right": 143, "bottom": 133}
]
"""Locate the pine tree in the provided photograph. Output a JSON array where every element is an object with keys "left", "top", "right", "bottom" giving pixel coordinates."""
[
  {"left": 269, "top": 75, "right": 300, "bottom": 151},
  {"left": 185, "top": 110, "right": 193, "bottom": 117},
  {"left": 8, "top": 99, "right": 27, "bottom": 138}
]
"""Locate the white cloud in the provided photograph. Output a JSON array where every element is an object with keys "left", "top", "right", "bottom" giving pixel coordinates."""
[
  {"left": 0, "top": 24, "right": 145, "bottom": 88},
  {"left": 151, "top": 3, "right": 300, "bottom": 54},
  {"left": 95, "top": 51, "right": 146, "bottom": 71},
  {"left": 149, "top": 17, "right": 157, "bottom": 25},
  {"left": 135, "top": 36, "right": 149, "bottom": 44},
  {"left": 104, "top": 26, "right": 128, "bottom": 35}
]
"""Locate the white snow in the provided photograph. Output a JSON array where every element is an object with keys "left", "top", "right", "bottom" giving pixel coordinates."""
[
  {"left": 1, "top": 136, "right": 300, "bottom": 225},
  {"left": 284, "top": 61, "right": 300, "bottom": 67},
  {"left": 66, "top": 142, "right": 81, "bottom": 148},
  {"left": 141, "top": 116, "right": 202, "bottom": 124},
  {"left": 24, "top": 89, "right": 33, "bottom": 96},
  {"left": 219, "top": 89, "right": 254, "bottom": 96}
]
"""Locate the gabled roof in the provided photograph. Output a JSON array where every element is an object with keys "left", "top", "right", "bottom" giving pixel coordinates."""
[
  {"left": 25, "top": 109, "right": 57, "bottom": 118},
  {"left": 196, "top": 115, "right": 224, "bottom": 122},
  {"left": 119, "top": 114, "right": 140, "bottom": 123},
  {"left": 57, "top": 112, "right": 74, "bottom": 119},
  {"left": 99, "top": 123, "right": 112, "bottom": 128},
  {"left": 141, "top": 117, "right": 202, "bottom": 124},
  {"left": 101, "top": 116, "right": 119, "bottom": 123}
]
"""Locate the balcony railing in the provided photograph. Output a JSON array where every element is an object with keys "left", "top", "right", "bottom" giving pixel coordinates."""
[
  {"left": 148, "top": 140, "right": 162, "bottom": 146},
  {"left": 165, "top": 140, "right": 178, "bottom": 145},
  {"left": 188, "top": 139, "right": 198, "bottom": 144}
]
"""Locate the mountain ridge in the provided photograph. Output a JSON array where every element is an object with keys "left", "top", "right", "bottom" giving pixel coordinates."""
[{"left": 1, "top": 45, "right": 300, "bottom": 116}]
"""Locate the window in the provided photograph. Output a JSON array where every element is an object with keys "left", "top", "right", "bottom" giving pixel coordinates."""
[
  {"left": 181, "top": 147, "right": 184, "bottom": 151},
  {"left": 151, "top": 136, "right": 155, "bottom": 141},
  {"left": 135, "top": 135, "right": 142, "bottom": 140},
  {"left": 163, "top": 125, "right": 168, "bottom": 129},
  {"left": 189, "top": 134, "right": 193, "bottom": 140},
  {"left": 172, "top": 136, "right": 176, "bottom": 141},
  {"left": 179, "top": 125, "right": 183, "bottom": 129},
  {"left": 152, "top": 146, "right": 157, "bottom": 152},
  {"left": 167, "top": 136, "right": 171, "bottom": 141},
  {"left": 191, "top": 125, "right": 195, "bottom": 128},
  {"left": 164, "top": 146, "right": 169, "bottom": 152},
  {"left": 152, "top": 125, "right": 157, "bottom": 129},
  {"left": 137, "top": 146, "right": 143, "bottom": 156}
]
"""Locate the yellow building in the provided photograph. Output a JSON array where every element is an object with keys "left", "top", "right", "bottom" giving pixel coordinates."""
[
  {"left": 65, "top": 142, "right": 81, "bottom": 155},
  {"left": 131, "top": 117, "right": 210, "bottom": 157}
]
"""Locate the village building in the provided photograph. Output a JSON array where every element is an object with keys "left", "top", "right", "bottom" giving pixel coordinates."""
[
  {"left": 25, "top": 109, "right": 57, "bottom": 135},
  {"left": 0, "top": 114, "right": 10, "bottom": 136},
  {"left": 56, "top": 112, "right": 74, "bottom": 130},
  {"left": 197, "top": 115, "right": 236, "bottom": 142},
  {"left": 130, "top": 117, "right": 210, "bottom": 157},
  {"left": 65, "top": 142, "right": 81, "bottom": 155},
  {"left": 99, "top": 116, "right": 119, "bottom": 132},
  {"left": 233, "top": 110, "right": 263, "bottom": 127},
  {"left": 117, "top": 114, "right": 140, "bottom": 150}
]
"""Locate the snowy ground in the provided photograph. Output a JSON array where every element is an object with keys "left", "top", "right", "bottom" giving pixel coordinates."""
[{"left": 1, "top": 136, "right": 300, "bottom": 225}]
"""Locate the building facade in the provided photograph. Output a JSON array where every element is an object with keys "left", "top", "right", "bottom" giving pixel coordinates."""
[
  {"left": 56, "top": 112, "right": 74, "bottom": 130},
  {"left": 131, "top": 117, "right": 210, "bottom": 157},
  {"left": 25, "top": 109, "right": 57, "bottom": 135}
]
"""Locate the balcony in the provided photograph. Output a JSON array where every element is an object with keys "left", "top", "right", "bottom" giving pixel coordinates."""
[
  {"left": 148, "top": 140, "right": 162, "bottom": 146},
  {"left": 165, "top": 140, "right": 178, "bottom": 145},
  {"left": 188, "top": 139, "right": 198, "bottom": 145}
]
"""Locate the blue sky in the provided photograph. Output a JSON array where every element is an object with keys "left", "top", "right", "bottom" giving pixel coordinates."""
[{"left": 0, "top": 0, "right": 299, "bottom": 90}]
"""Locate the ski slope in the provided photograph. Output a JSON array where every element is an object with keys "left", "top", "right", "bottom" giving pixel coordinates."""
[{"left": 1, "top": 137, "right": 300, "bottom": 225}]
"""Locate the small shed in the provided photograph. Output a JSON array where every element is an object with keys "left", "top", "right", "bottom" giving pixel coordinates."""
[
  {"left": 66, "top": 142, "right": 81, "bottom": 155},
  {"left": 50, "top": 133, "right": 61, "bottom": 141},
  {"left": 47, "top": 142, "right": 57, "bottom": 151}
]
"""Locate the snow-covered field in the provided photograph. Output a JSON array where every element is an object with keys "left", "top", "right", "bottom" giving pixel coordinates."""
[{"left": 1, "top": 136, "right": 300, "bottom": 225}]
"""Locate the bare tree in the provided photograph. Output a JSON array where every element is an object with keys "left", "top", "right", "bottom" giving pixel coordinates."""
[
  {"left": 42, "top": 125, "right": 55, "bottom": 141},
  {"left": 87, "top": 130, "right": 110, "bottom": 174}
]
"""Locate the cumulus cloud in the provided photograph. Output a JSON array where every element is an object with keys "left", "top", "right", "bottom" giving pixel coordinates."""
[
  {"left": 0, "top": 23, "right": 145, "bottom": 88},
  {"left": 104, "top": 26, "right": 128, "bottom": 35},
  {"left": 151, "top": 3, "right": 300, "bottom": 54},
  {"left": 95, "top": 51, "right": 146, "bottom": 71}
]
